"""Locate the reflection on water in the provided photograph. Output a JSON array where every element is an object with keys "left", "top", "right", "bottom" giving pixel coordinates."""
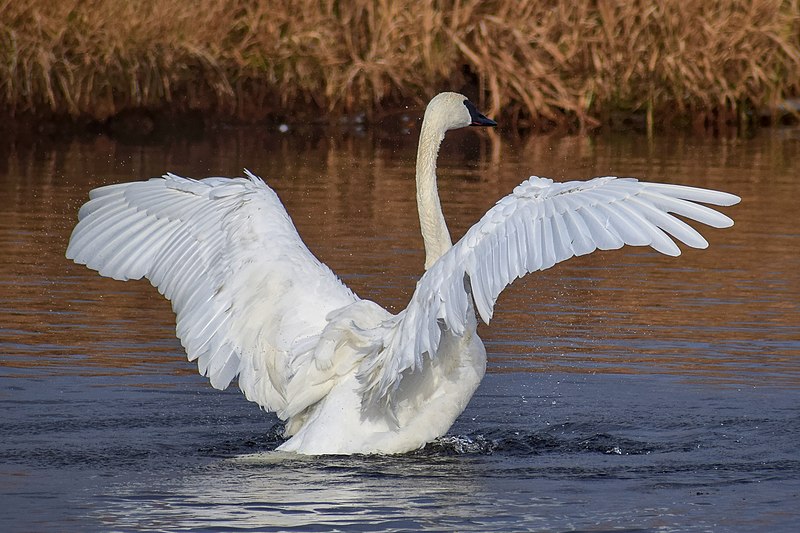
[
  {"left": 101, "top": 452, "right": 493, "bottom": 531},
  {"left": 2, "top": 128, "right": 798, "bottom": 384},
  {"left": 1, "top": 127, "right": 799, "bottom": 531}
]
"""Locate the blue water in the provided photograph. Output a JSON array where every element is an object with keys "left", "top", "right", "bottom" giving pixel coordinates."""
[
  {"left": 3, "top": 370, "right": 798, "bottom": 531},
  {"left": 2, "top": 127, "right": 799, "bottom": 531}
]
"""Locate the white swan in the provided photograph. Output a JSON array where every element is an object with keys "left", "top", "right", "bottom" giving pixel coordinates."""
[{"left": 66, "top": 92, "right": 740, "bottom": 455}]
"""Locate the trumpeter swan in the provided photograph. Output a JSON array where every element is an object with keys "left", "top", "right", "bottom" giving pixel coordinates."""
[{"left": 66, "top": 92, "right": 740, "bottom": 455}]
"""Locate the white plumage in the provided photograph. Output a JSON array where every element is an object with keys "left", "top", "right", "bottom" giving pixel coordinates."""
[{"left": 66, "top": 92, "right": 740, "bottom": 454}]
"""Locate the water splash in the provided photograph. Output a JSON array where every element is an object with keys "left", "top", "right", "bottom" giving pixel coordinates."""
[{"left": 416, "top": 429, "right": 657, "bottom": 457}]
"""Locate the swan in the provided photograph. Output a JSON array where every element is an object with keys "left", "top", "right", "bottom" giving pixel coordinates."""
[{"left": 66, "top": 92, "right": 740, "bottom": 455}]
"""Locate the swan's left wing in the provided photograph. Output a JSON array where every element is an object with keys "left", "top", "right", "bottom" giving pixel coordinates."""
[
  {"left": 360, "top": 176, "right": 740, "bottom": 403},
  {"left": 67, "top": 171, "right": 358, "bottom": 416}
]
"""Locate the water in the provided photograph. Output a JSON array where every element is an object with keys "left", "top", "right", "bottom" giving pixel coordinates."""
[{"left": 2, "top": 126, "right": 799, "bottom": 531}]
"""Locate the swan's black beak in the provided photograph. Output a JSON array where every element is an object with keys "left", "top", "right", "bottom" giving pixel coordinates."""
[{"left": 464, "top": 100, "right": 497, "bottom": 127}]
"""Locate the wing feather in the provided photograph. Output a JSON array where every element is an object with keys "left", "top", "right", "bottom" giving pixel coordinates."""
[
  {"left": 359, "top": 175, "right": 739, "bottom": 404},
  {"left": 640, "top": 191, "right": 734, "bottom": 228},
  {"left": 67, "top": 171, "right": 358, "bottom": 413}
]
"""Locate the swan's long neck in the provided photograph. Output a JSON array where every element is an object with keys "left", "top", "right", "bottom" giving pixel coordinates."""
[{"left": 416, "top": 118, "right": 452, "bottom": 269}]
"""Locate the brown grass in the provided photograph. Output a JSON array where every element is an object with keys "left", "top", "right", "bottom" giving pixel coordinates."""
[{"left": 1, "top": 0, "right": 799, "bottom": 129}]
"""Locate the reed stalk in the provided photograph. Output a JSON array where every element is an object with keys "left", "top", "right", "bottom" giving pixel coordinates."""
[{"left": 1, "top": 0, "right": 798, "bottom": 129}]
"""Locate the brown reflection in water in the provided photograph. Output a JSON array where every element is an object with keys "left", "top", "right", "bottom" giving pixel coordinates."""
[{"left": 1, "top": 128, "right": 798, "bottom": 387}]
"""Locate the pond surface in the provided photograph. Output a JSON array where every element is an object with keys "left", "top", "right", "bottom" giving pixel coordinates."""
[{"left": 1, "top": 125, "right": 799, "bottom": 531}]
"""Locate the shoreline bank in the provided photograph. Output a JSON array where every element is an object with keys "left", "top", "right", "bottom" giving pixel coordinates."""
[{"left": 3, "top": 1, "right": 799, "bottom": 135}]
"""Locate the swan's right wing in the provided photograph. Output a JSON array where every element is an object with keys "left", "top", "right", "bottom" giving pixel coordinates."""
[
  {"left": 67, "top": 171, "right": 358, "bottom": 415},
  {"left": 360, "top": 176, "right": 740, "bottom": 404}
]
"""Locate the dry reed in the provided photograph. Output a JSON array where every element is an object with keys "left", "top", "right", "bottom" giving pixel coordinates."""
[{"left": 1, "top": 0, "right": 798, "bottom": 129}]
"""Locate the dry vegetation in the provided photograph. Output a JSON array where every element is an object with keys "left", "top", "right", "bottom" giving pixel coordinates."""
[{"left": 1, "top": 0, "right": 799, "bottom": 130}]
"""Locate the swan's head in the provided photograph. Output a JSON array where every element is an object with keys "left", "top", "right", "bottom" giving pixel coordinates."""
[{"left": 424, "top": 92, "right": 497, "bottom": 132}]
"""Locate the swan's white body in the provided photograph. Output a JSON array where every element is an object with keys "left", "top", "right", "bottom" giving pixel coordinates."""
[{"left": 66, "top": 92, "right": 740, "bottom": 455}]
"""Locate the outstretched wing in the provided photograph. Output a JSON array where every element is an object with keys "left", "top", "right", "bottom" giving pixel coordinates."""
[
  {"left": 360, "top": 176, "right": 740, "bottom": 401},
  {"left": 66, "top": 171, "right": 358, "bottom": 413}
]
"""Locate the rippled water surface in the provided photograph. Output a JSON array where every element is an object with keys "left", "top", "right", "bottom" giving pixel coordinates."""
[{"left": 1, "top": 125, "right": 799, "bottom": 531}]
